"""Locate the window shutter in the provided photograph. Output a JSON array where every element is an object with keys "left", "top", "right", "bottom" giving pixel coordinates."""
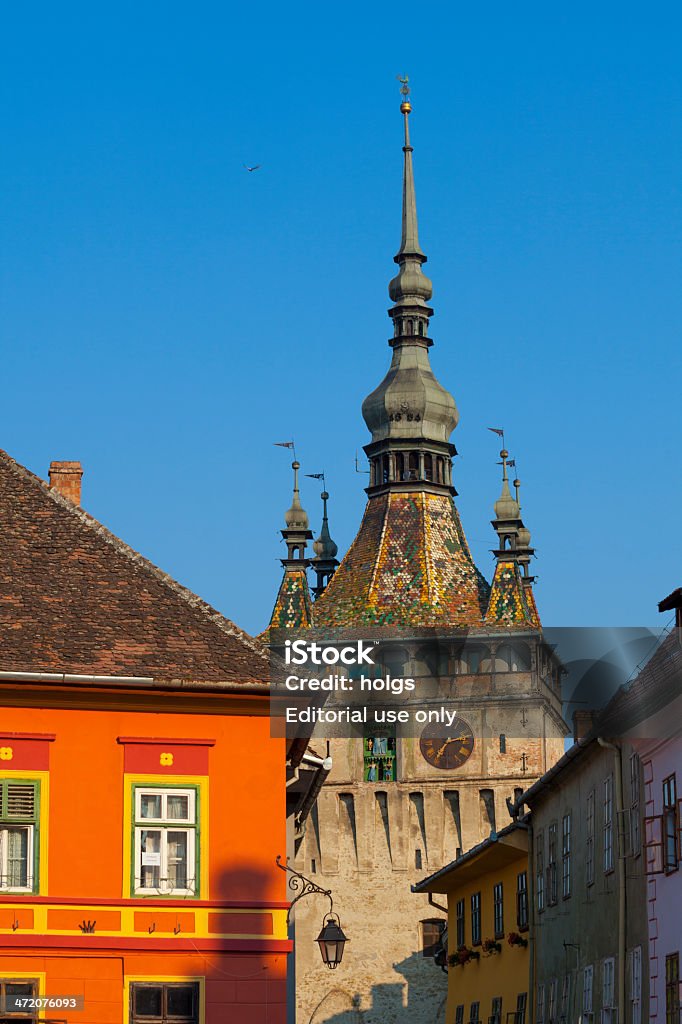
[
  {"left": 644, "top": 815, "right": 664, "bottom": 874},
  {"left": 5, "top": 783, "right": 36, "bottom": 819}
]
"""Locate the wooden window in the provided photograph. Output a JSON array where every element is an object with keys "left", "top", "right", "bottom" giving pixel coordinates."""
[
  {"left": 547, "top": 823, "right": 558, "bottom": 905},
  {"left": 130, "top": 983, "right": 199, "bottom": 1023},
  {"left": 562, "top": 813, "right": 571, "bottom": 898},
  {"left": 516, "top": 870, "right": 528, "bottom": 930},
  {"left": 421, "top": 918, "right": 445, "bottom": 958},
  {"left": 493, "top": 881, "right": 504, "bottom": 938},
  {"left": 603, "top": 775, "right": 614, "bottom": 873},
  {"left": 536, "top": 831, "right": 545, "bottom": 912},
  {"left": 469, "top": 1001, "right": 480, "bottom": 1024},
  {"left": 560, "top": 975, "right": 570, "bottom": 1021},
  {"left": 455, "top": 1007, "right": 464, "bottom": 1024},
  {"left": 133, "top": 786, "right": 198, "bottom": 896},
  {"left": 490, "top": 996, "right": 502, "bottom": 1023},
  {"left": 630, "top": 754, "right": 641, "bottom": 857},
  {"left": 471, "top": 891, "right": 481, "bottom": 945},
  {"left": 666, "top": 953, "right": 680, "bottom": 1024},
  {"left": 0, "top": 979, "right": 39, "bottom": 1023},
  {"left": 515, "top": 992, "right": 527, "bottom": 1024},
  {"left": 586, "top": 789, "right": 595, "bottom": 885},
  {"left": 0, "top": 780, "right": 39, "bottom": 893},
  {"left": 456, "top": 897, "right": 465, "bottom": 947},
  {"left": 663, "top": 774, "right": 678, "bottom": 873}
]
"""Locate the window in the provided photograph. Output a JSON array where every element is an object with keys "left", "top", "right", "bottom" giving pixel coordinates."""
[
  {"left": 415, "top": 849, "right": 422, "bottom": 870},
  {"left": 499, "top": 734, "right": 507, "bottom": 754},
  {"left": 548, "top": 978, "right": 557, "bottom": 1023},
  {"left": 547, "top": 823, "right": 558, "bottom": 905},
  {"left": 666, "top": 953, "right": 680, "bottom": 1024},
  {"left": 469, "top": 1001, "right": 480, "bottom": 1024},
  {"left": 493, "top": 881, "right": 504, "bottom": 938},
  {"left": 516, "top": 870, "right": 529, "bottom": 930},
  {"left": 602, "top": 957, "right": 615, "bottom": 1023},
  {"left": 0, "top": 979, "right": 39, "bottom": 1023},
  {"left": 456, "top": 898, "right": 465, "bottom": 947},
  {"left": 490, "top": 996, "right": 502, "bottom": 1023},
  {"left": 455, "top": 1007, "right": 464, "bottom": 1024},
  {"left": 630, "top": 946, "right": 642, "bottom": 1024},
  {"left": 562, "top": 813, "right": 571, "bottom": 898},
  {"left": 471, "top": 891, "right": 481, "bottom": 945},
  {"left": 586, "top": 789, "right": 595, "bottom": 885},
  {"left": 0, "top": 780, "right": 39, "bottom": 892},
  {"left": 536, "top": 832, "right": 545, "bottom": 912},
  {"left": 421, "top": 919, "right": 445, "bottom": 958},
  {"left": 133, "top": 787, "right": 198, "bottom": 896},
  {"left": 582, "top": 965, "right": 594, "bottom": 1016},
  {"left": 604, "top": 775, "right": 614, "bottom": 873},
  {"left": 663, "top": 774, "right": 678, "bottom": 873},
  {"left": 364, "top": 730, "right": 396, "bottom": 782},
  {"left": 630, "top": 754, "right": 641, "bottom": 857},
  {"left": 537, "top": 984, "right": 545, "bottom": 1024},
  {"left": 130, "top": 983, "right": 199, "bottom": 1023},
  {"left": 515, "top": 992, "right": 527, "bottom": 1024},
  {"left": 560, "top": 975, "right": 570, "bottom": 1021}
]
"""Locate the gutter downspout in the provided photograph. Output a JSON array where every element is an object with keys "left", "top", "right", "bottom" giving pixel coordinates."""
[{"left": 598, "top": 737, "right": 625, "bottom": 1019}]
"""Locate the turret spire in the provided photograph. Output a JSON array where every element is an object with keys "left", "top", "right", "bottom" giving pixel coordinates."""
[
  {"left": 311, "top": 487, "right": 339, "bottom": 599},
  {"left": 395, "top": 76, "right": 425, "bottom": 261}
]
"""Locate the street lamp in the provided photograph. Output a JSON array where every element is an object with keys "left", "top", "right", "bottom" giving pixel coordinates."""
[
  {"left": 276, "top": 855, "right": 349, "bottom": 969},
  {"left": 316, "top": 912, "right": 348, "bottom": 970}
]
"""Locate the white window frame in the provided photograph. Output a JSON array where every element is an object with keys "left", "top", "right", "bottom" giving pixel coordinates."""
[
  {"left": 537, "top": 984, "right": 545, "bottom": 1024},
  {"left": 562, "top": 812, "right": 572, "bottom": 898},
  {"left": 0, "top": 825, "right": 35, "bottom": 892},
  {"left": 630, "top": 946, "right": 642, "bottom": 1024},
  {"left": 583, "top": 965, "right": 594, "bottom": 1014},
  {"left": 537, "top": 830, "right": 545, "bottom": 912},
  {"left": 603, "top": 776, "right": 614, "bottom": 873},
  {"left": 561, "top": 974, "right": 570, "bottom": 1019},
  {"left": 134, "top": 787, "right": 197, "bottom": 896},
  {"left": 548, "top": 977, "right": 557, "bottom": 1023},
  {"left": 602, "top": 957, "right": 615, "bottom": 1022}
]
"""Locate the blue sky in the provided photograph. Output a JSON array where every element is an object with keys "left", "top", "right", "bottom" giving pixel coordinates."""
[{"left": 1, "top": 1, "right": 680, "bottom": 634}]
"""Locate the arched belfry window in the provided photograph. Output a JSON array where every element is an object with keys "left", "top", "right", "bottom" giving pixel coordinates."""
[{"left": 424, "top": 454, "right": 433, "bottom": 481}]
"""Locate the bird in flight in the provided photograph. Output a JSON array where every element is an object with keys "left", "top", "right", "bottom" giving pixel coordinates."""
[{"left": 244, "top": 164, "right": 261, "bottom": 172}]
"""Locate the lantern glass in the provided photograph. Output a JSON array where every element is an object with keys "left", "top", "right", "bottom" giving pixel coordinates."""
[{"left": 316, "top": 915, "right": 348, "bottom": 969}]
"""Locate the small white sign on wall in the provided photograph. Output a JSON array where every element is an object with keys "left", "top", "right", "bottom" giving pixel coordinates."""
[{"left": 142, "top": 851, "right": 161, "bottom": 867}]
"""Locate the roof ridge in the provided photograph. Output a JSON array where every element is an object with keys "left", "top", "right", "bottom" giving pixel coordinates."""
[{"left": 0, "top": 449, "right": 270, "bottom": 670}]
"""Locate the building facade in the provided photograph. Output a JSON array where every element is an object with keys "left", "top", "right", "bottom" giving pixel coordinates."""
[
  {"left": 263, "top": 87, "right": 567, "bottom": 1024},
  {"left": 0, "top": 452, "right": 295, "bottom": 1024},
  {"left": 414, "top": 823, "right": 531, "bottom": 1024}
]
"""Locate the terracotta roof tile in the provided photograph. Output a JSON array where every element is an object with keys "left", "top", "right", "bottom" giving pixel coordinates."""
[{"left": 0, "top": 450, "right": 269, "bottom": 684}]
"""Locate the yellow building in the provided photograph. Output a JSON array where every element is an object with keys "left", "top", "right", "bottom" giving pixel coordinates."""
[{"left": 414, "top": 822, "right": 531, "bottom": 1024}]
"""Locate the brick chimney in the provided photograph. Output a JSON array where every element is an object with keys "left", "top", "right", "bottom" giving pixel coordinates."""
[
  {"left": 572, "top": 709, "right": 600, "bottom": 743},
  {"left": 49, "top": 461, "right": 83, "bottom": 505}
]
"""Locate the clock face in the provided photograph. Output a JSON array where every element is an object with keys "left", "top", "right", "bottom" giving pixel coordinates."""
[{"left": 419, "top": 718, "right": 475, "bottom": 769}]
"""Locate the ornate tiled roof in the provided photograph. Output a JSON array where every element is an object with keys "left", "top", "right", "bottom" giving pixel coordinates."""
[
  {"left": 313, "top": 491, "right": 490, "bottom": 628},
  {"left": 261, "top": 566, "right": 313, "bottom": 640},
  {"left": 0, "top": 449, "right": 271, "bottom": 684},
  {"left": 485, "top": 559, "right": 541, "bottom": 628}
]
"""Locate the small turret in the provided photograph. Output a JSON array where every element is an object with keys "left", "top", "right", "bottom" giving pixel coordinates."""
[{"left": 312, "top": 490, "right": 339, "bottom": 599}]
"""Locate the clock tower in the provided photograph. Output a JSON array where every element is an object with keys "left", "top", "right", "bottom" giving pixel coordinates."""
[{"left": 265, "top": 83, "right": 567, "bottom": 1024}]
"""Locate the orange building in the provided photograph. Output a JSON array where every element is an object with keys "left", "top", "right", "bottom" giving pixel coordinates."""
[{"left": 0, "top": 453, "right": 307, "bottom": 1024}]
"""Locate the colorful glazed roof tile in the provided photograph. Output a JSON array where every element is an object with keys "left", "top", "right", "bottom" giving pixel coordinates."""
[
  {"left": 261, "top": 566, "right": 313, "bottom": 640},
  {"left": 485, "top": 559, "right": 540, "bottom": 628},
  {"left": 313, "top": 491, "right": 490, "bottom": 628}
]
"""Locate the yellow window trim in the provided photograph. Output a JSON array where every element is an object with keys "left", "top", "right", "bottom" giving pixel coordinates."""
[
  {"left": 0, "top": 770, "right": 49, "bottom": 895},
  {"left": 124, "top": 975, "right": 205, "bottom": 1024},
  {"left": 122, "top": 774, "right": 208, "bottom": 900}
]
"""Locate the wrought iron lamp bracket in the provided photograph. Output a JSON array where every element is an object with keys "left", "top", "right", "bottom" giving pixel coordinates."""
[{"left": 276, "top": 855, "right": 333, "bottom": 924}]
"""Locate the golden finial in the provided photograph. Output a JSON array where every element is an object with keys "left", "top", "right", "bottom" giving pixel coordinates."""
[{"left": 397, "top": 74, "right": 411, "bottom": 114}]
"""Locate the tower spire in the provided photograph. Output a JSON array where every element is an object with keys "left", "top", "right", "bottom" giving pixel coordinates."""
[
  {"left": 311, "top": 486, "right": 339, "bottom": 599},
  {"left": 261, "top": 460, "right": 314, "bottom": 637},
  {"left": 395, "top": 76, "right": 425, "bottom": 261}
]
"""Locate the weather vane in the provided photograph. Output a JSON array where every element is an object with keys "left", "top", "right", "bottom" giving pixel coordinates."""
[{"left": 397, "top": 74, "right": 410, "bottom": 99}]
